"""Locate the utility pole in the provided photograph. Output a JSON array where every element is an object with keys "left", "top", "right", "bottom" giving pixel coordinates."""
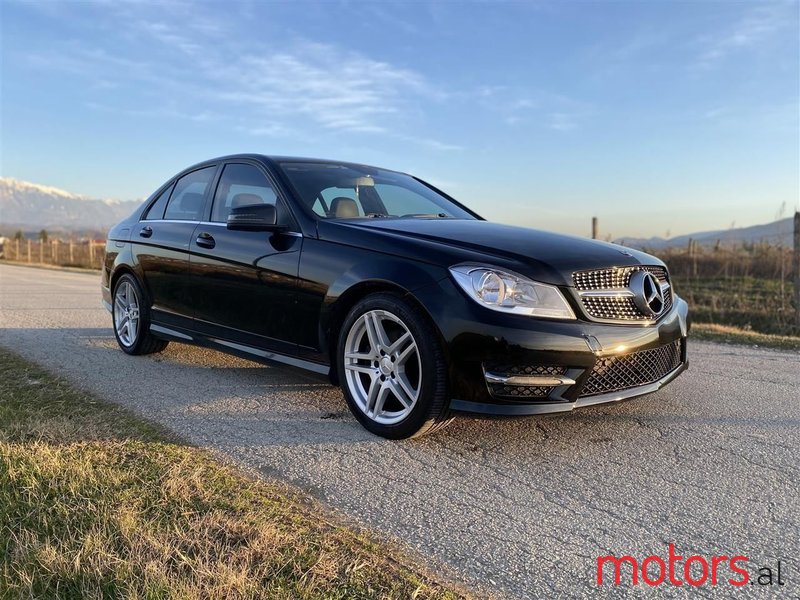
[
  {"left": 794, "top": 211, "right": 800, "bottom": 327},
  {"left": 592, "top": 217, "right": 598, "bottom": 240}
]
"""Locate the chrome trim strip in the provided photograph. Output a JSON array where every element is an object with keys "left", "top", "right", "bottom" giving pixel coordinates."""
[
  {"left": 102, "top": 299, "right": 112, "bottom": 313},
  {"left": 139, "top": 219, "right": 303, "bottom": 237},
  {"left": 578, "top": 289, "right": 635, "bottom": 298},
  {"left": 140, "top": 219, "right": 200, "bottom": 225},
  {"left": 211, "top": 338, "right": 328, "bottom": 374},
  {"left": 150, "top": 324, "right": 193, "bottom": 340},
  {"left": 484, "top": 372, "right": 576, "bottom": 386}
]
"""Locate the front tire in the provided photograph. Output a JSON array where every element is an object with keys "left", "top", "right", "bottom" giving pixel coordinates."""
[
  {"left": 337, "top": 293, "right": 452, "bottom": 439},
  {"left": 112, "top": 274, "right": 168, "bottom": 355}
]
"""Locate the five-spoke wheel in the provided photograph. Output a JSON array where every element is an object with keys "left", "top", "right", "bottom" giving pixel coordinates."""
[
  {"left": 338, "top": 293, "right": 452, "bottom": 438},
  {"left": 111, "top": 274, "right": 168, "bottom": 355},
  {"left": 114, "top": 280, "right": 140, "bottom": 347},
  {"left": 343, "top": 309, "right": 422, "bottom": 425}
]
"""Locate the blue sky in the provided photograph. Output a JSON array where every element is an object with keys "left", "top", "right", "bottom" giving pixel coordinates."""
[{"left": 2, "top": 0, "right": 798, "bottom": 238}]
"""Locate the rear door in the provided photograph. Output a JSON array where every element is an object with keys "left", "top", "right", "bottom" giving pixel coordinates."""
[
  {"left": 133, "top": 165, "right": 217, "bottom": 329},
  {"left": 189, "top": 162, "right": 302, "bottom": 355}
]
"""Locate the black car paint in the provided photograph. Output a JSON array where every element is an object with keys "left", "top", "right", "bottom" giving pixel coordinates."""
[{"left": 102, "top": 154, "right": 689, "bottom": 414}]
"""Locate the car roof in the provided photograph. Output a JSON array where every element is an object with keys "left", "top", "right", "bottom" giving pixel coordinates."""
[{"left": 186, "top": 153, "right": 403, "bottom": 175}]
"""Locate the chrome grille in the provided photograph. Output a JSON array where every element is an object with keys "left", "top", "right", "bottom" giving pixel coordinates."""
[
  {"left": 580, "top": 340, "right": 682, "bottom": 397},
  {"left": 573, "top": 265, "right": 672, "bottom": 321}
]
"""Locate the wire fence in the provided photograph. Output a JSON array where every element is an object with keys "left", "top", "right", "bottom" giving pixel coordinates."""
[{"left": 1, "top": 239, "right": 105, "bottom": 270}]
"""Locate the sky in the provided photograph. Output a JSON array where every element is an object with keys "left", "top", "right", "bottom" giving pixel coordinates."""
[{"left": 1, "top": 0, "right": 798, "bottom": 239}]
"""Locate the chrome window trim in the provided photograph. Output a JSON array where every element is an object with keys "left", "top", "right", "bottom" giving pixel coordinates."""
[{"left": 137, "top": 219, "right": 303, "bottom": 237}]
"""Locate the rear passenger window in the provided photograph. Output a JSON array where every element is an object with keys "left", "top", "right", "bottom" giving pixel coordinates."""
[
  {"left": 211, "top": 163, "right": 278, "bottom": 222},
  {"left": 164, "top": 166, "right": 216, "bottom": 221},
  {"left": 142, "top": 183, "right": 174, "bottom": 220}
]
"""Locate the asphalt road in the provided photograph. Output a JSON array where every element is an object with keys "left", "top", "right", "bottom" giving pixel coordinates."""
[{"left": 1, "top": 262, "right": 798, "bottom": 598}]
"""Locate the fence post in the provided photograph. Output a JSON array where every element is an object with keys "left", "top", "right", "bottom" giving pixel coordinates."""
[
  {"left": 794, "top": 211, "right": 800, "bottom": 327},
  {"left": 89, "top": 240, "right": 95, "bottom": 265},
  {"left": 39, "top": 241, "right": 43, "bottom": 263},
  {"left": 27, "top": 240, "right": 31, "bottom": 263},
  {"left": 591, "top": 217, "right": 598, "bottom": 240},
  {"left": 69, "top": 239, "right": 74, "bottom": 264},
  {"left": 53, "top": 240, "right": 59, "bottom": 264}
]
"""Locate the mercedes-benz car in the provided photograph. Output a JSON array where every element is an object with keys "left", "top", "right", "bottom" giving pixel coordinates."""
[{"left": 102, "top": 154, "right": 689, "bottom": 438}]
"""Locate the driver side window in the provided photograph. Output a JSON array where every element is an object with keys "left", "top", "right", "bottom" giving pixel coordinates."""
[{"left": 211, "top": 163, "right": 279, "bottom": 222}]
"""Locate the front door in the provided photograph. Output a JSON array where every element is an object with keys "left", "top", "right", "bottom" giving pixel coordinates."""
[{"left": 189, "top": 162, "right": 302, "bottom": 355}]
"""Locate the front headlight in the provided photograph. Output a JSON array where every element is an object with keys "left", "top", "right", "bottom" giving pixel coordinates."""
[{"left": 449, "top": 264, "right": 576, "bottom": 320}]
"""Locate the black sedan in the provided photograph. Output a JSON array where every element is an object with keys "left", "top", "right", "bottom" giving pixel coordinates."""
[{"left": 102, "top": 154, "right": 689, "bottom": 438}]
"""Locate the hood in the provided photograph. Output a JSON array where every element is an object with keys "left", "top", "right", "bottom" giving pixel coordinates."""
[{"left": 326, "top": 218, "right": 663, "bottom": 286}]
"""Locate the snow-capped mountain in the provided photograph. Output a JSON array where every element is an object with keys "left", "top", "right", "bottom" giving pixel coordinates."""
[{"left": 0, "top": 177, "right": 142, "bottom": 231}]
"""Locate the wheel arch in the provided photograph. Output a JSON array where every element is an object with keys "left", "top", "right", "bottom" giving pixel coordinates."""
[{"left": 322, "top": 278, "right": 446, "bottom": 385}]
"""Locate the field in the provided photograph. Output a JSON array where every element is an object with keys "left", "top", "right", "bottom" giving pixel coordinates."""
[
  {"left": 652, "top": 244, "right": 797, "bottom": 337},
  {"left": 0, "top": 348, "right": 461, "bottom": 599},
  {"left": 0, "top": 238, "right": 105, "bottom": 270}
]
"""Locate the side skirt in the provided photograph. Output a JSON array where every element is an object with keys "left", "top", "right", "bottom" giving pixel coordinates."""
[{"left": 148, "top": 323, "right": 333, "bottom": 383}]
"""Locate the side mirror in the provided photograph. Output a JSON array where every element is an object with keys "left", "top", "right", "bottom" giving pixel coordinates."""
[{"left": 227, "top": 204, "right": 286, "bottom": 232}]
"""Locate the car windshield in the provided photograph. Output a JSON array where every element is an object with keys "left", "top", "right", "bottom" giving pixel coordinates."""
[{"left": 278, "top": 161, "right": 477, "bottom": 220}]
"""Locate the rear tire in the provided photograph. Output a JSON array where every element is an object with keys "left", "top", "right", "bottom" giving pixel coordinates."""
[
  {"left": 337, "top": 292, "right": 453, "bottom": 439},
  {"left": 112, "top": 273, "right": 169, "bottom": 355}
]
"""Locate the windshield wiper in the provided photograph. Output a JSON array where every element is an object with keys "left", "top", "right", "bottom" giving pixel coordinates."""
[{"left": 404, "top": 213, "right": 451, "bottom": 218}]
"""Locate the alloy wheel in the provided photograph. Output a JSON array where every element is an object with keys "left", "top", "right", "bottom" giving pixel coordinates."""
[
  {"left": 343, "top": 309, "right": 422, "bottom": 425},
  {"left": 114, "top": 281, "right": 140, "bottom": 347}
]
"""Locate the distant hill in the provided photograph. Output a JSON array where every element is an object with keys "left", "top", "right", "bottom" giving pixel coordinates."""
[
  {"left": 616, "top": 217, "right": 794, "bottom": 250},
  {"left": 0, "top": 177, "right": 141, "bottom": 233}
]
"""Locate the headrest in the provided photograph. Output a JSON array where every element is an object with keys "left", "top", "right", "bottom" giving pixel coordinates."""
[
  {"left": 179, "top": 192, "right": 205, "bottom": 213},
  {"left": 331, "top": 196, "right": 359, "bottom": 218}
]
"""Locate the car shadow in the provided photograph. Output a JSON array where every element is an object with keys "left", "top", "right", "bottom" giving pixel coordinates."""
[{"left": 2, "top": 327, "right": 797, "bottom": 456}]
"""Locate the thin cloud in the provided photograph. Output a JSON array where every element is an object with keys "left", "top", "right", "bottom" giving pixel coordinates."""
[
  {"left": 218, "top": 44, "right": 432, "bottom": 133},
  {"left": 695, "top": 3, "right": 795, "bottom": 67},
  {"left": 478, "top": 87, "right": 591, "bottom": 132},
  {"left": 18, "top": 2, "right": 459, "bottom": 150}
]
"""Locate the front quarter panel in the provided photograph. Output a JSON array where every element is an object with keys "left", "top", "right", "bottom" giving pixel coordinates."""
[{"left": 295, "top": 237, "right": 448, "bottom": 361}]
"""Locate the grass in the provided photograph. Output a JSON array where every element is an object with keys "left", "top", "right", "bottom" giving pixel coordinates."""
[
  {"left": 0, "top": 348, "right": 464, "bottom": 600},
  {"left": 672, "top": 275, "right": 797, "bottom": 337},
  {"left": 691, "top": 323, "right": 800, "bottom": 352}
]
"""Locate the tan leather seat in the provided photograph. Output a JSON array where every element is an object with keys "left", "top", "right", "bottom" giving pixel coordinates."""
[{"left": 331, "top": 197, "right": 359, "bottom": 218}]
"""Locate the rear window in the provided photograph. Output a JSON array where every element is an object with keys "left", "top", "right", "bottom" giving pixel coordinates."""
[
  {"left": 142, "top": 184, "right": 174, "bottom": 220},
  {"left": 164, "top": 166, "right": 216, "bottom": 221}
]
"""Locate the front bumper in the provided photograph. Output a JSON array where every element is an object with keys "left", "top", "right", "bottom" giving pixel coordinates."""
[
  {"left": 413, "top": 277, "right": 690, "bottom": 416},
  {"left": 450, "top": 359, "right": 687, "bottom": 415}
]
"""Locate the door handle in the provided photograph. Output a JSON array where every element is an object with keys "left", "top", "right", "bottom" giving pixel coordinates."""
[
  {"left": 139, "top": 226, "right": 153, "bottom": 238},
  {"left": 195, "top": 232, "right": 216, "bottom": 249}
]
